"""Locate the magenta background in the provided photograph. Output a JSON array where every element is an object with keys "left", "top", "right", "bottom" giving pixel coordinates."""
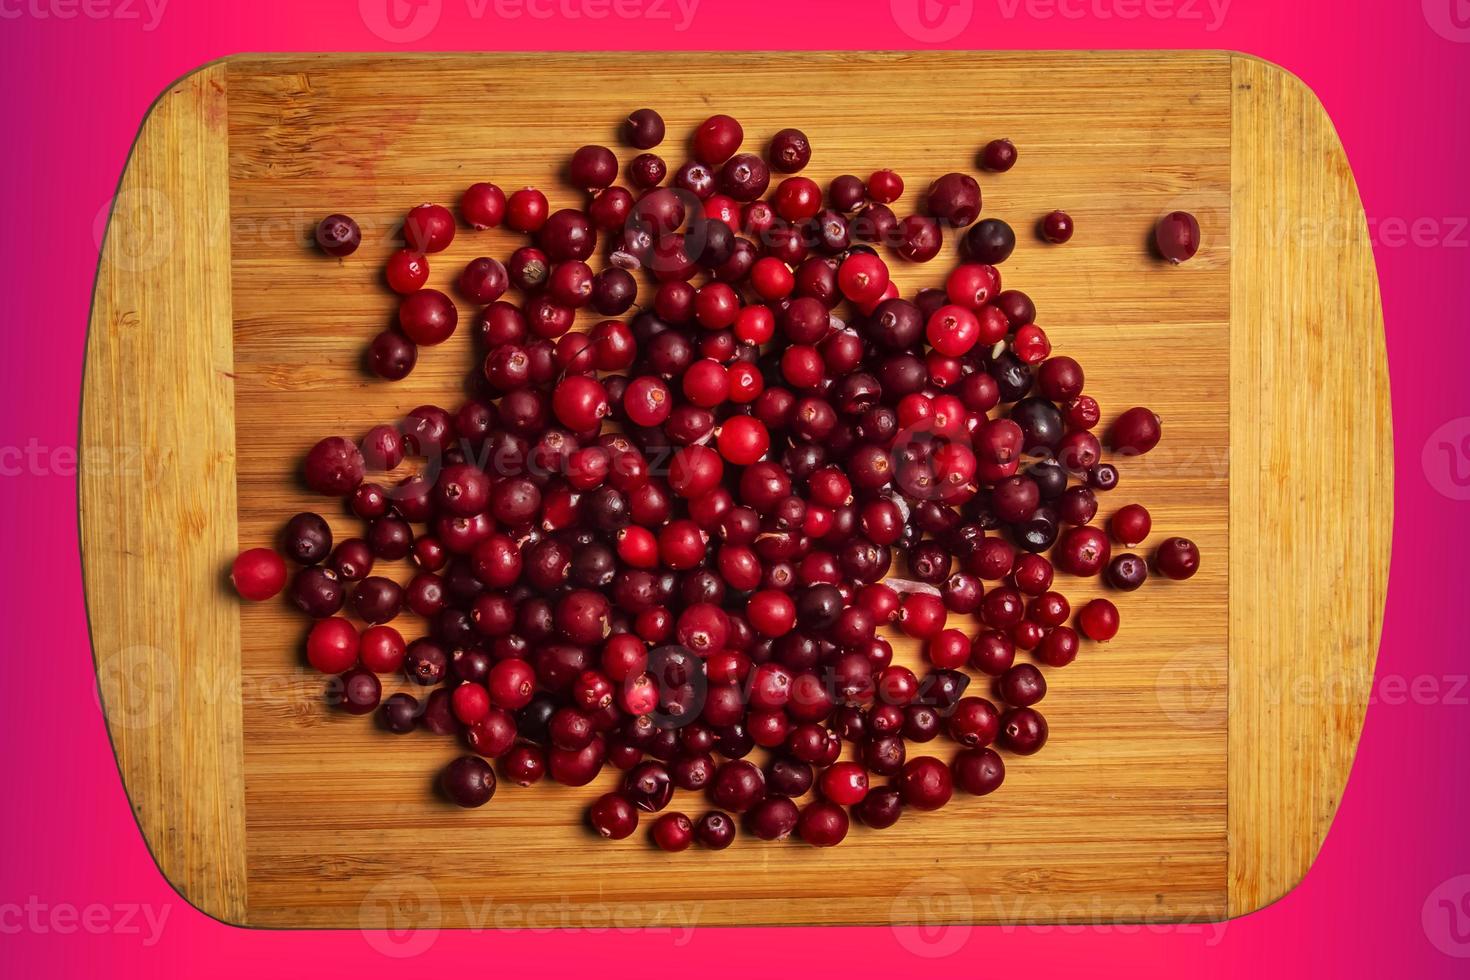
[{"left": 3, "top": 0, "right": 1467, "bottom": 975}]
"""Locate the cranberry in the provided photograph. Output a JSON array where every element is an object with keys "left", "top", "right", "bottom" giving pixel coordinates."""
[
  {"left": 1057, "top": 526, "right": 1110, "bottom": 576},
  {"left": 625, "top": 107, "right": 665, "bottom": 148},
  {"left": 711, "top": 759, "right": 765, "bottom": 812},
  {"left": 1040, "top": 210, "right": 1074, "bottom": 244},
  {"left": 291, "top": 566, "right": 344, "bottom": 618},
  {"left": 404, "top": 203, "right": 455, "bottom": 253},
  {"left": 1000, "top": 707, "right": 1048, "bottom": 755},
  {"left": 1038, "top": 626, "right": 1079, "bottom": 667},
  {"left": 857, "top": 787, "right": 903, "bottom": 829},
  {"left": 1156, "top": 537, "right": 1201, "bottom": 580},
  {"left": 928, "top": 173, "right": 981, "bottom": 226},
  {"left": 303, "top": 437, "right": 364, "bottom": 497},
  {"left": 926, "top": 304, "right": 981, "bottom": 357},
  {"left": 898, "top": 756, "right": 953, "bottom": 810},
  {"left": 1109, "top": 406, "right": 1162, "bottom": 456},
  {"left": 398, "top": 289, "right": 458, "bottom": 346},
  {"left": 768, "top": 128, "right": 811, "bottom": 173},
  {"left": 1107, "top": 553, "right": 1149, "bottom": 591},
  {"left": 981, "top": 138, "right": 1018, "bottom": 172},
  {"left": 569, "top": 144, "right": 617, "bottom": 189},
  {"left": 461, "top": 181, "right": 506, "bottom": 229},
  {"left": 441, "top": 756, "right": 496, "bottom": 807},
  {"left": 232, "top": 548, "right": 286, "bottom": 600},
  {"left": 747, "top": 796, "right": 799, "bottom": 841},
  {"left": 1064, "top": 395, "right": 1101, "bottom": 430},
  {"left": 378, "top": 692, "right": 419, "bottom": 734},
  {"left": 1156, "top": 210, "right": 1201, "bottom": 263},
  {"left": 506, "top": 187, "right": 549, "bottom": 233},
  {"left": 1109, "top": 503, "right": 1152, "bottom": 546},
  {"left": 503, "top": 744, "right": 546, "bottom": 786},
  {"left": 948, "top": 697, "right": 1000, "bottom": 747},
  {"left": 819, "top": 761, "right": 869, "bottom": 805},
  {"left": 694, "top": 810, "right": 736, "bottom": 849},
  {"left": 315, "top": 213, "right": 360, "bottom": 257},
  {"left": 1027, "top": 591, "right": 1070, "bottom": 628},
  {"left": 970, "top": 631, "right": 1017, "bottom": 678},
  {"left": 549, "top": 736, "right": 607, "bottom": 786},
  {"left": 384, "top": 250, "right": 429, "bottom": 294},
  {"left": 896, "top": 215, "right": 943, "bottom": 262},
  {"left": 692, "top": 113, "right": 743, "bottom": 165},
  {"left": 306, "top": 617, "right": 358, "bottom": 674},
  {"left": 1078, "top": 598, "right": 1120, "bottom": 642},
  {"left": 867, "top": 168, "right": 903, "bottom": 203},
  {"left": 798, "top": 801, "right": 849, "bottom": 847},
  {"left": 964, "top": 218, "right": 1015, "bottom": 265},
  {"left": 898, "top": 593, "right": 947, "bottom": 640},
  {"left": 953, "top": 747, "right": 1005, "bottom": 796},
  {"left": 1089, "top": 463, "right": 1120, "bottom": 491}
]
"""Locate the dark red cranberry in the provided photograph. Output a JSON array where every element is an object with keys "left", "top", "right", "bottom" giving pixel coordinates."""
[
  {"left": 964, "top": 218, "right": 1015, "bottom": 264},
  {"left": 1088, "top": 463, "right": 1120, "bottom": 491},
  {"left": 441, "top": 756, "right": 496, "bottom": 807},
  {"left": 1000, "top": 707, "right": 1048, "bottom": 755},
  {"left": 1155, "top": 210, "right": 1201, "bottom": 263},
  {"left": 1107, "top": 553, "right": 1149, "bottom": 591},
  {"left": 953, "top": 747, "right": 1005, "bottom": 796},
  {"left": 460, "top": 181, "right": 505, "bottom": 229},
  {"left": 1109, "top": 406, "right": 1162, "bottom": 456},
  {"left": 291, "top": 566, "right": 344, "bottom": 618},
  {"left": 981, "top": 138, "right": 1017, "bottom": 172},
  {"left": 898, "top": 756, "right": 953, "bottom": 810},
  {"left": 368, "top": 330, "right": 417, "bottom": 380},
  {"left": 857, "top": 786, "right": 903, "bottom": 828},
  {"left": 315, "top": 213, "right": 361, "bottom": 257},
  {"left": 651, "top": 812, "right": 694, "bottom": 851},
  {"left": 327, "top": 665, "right": 380, "bottom": 715},
  {"left": 282, "top": 512, "right": 332, "bottom": 565},
  {"left": 695, "top": 810, "right": 736, "bottom": 849},
  {"left": 766, "top": 756, "right": 815, "bottom": 797},
  {"left": 1041, "top": 210, "right": 1074, "bottom": 244},
  {"left": 798, "top": 800, "right": 849, "bottom": 847},
  {"left": 1000, "top": 663, "right": 1047, "bottom": 707},
  {"left": 1156, "top": 537, "right": 1201, "bottom": 580},
  {"left": 625, "top": 108, "right": 665, "bottom": 149},
  {"left": 768, "top": 128, "right": 811, "bottom": 173},
  {"left": 896, "top": 215, "right": 943, "bottom": 261},
  {"left": 304, "top": 436, "right": 365, "bottom": 496},
  {"left": 746, "top": 796, "right": 799, "bottom": 841},
  {"left": 1057, "top": 485, "right": 1099, "bottom": 526},
  {"left": 710, "top": 759, "right": 765, "bottom": 812},
  {"left": 1109, "top": 504, "right": 1152, "bottom": 546},
  {"left": 1057, "top": 525, "right": 1110, "bottom": 576},
  {"left": 398, "top": 289, "right": 458, "bottom": 346},
  {"left": 569, "top": 144, "right": 617, "bottom": 189},
  {"left": 928, "top": 173, "right": 981, "bottom": 226},
  {"left": 589, "top": 792, "right": 639, "bottom": 840},
  {"left": 378, "top": 692, "right": 419, "bottom": 734}
]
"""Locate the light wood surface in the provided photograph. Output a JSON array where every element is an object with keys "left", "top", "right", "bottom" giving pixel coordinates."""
[
  {"left": 80, "top": 52, "right": 1386, "bottom": 927},
  {"left": 80, "top": 62, "right": 248, "bottom": 923},
  {"left": 1226, "top": 55, "right": 1391, "bottom": 916}
]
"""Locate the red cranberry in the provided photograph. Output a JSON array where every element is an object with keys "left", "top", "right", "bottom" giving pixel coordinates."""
[
  {"left": 768, "top": 128, "right": 811, "bottom": 173},
  {"left": 1000, "top": 707, "right": 1048, "bottom": 755},
  {"left": 506, "top": 187, "right": 549, "bottom": 233},
  {"left": 589, "top": 792, "right": 639, "bottom": 840},
  {"left": 1078, "top": 598, "right": 1120, "bottom": 642},
  {"left": 1057, "top": 526, "right": 1110, "bottom": 576},
  {"left": 1057, "top": 485, "right": 1099, "bottom": 526},
  {"left": 306, "top": 617, "right": 358, "bottom": 674},
  {"left": 303, "top": 436, "right": 364, "bottom": 496},
  {"left": 315, "top": 213, "right": 360, "bottom": 257},
  {"left": 1156, "top": 537, "right": 1201, "bottom": 580},
  {"left": 502, "top": 744, "right": 546, "bottom": 786},
  {"left": 441, "top": 756, "right": 496, "bottom": 807},
  {"left": 399, "top": 288, "right": 458, "bottom": 346},
  {"left": 927, "top": 173, "right": 981, "bottom": 226},
  {"left": 569, "top": 144, "right": 618, "bottom": 189},
  {"left": 746, "top": 796, "right": 799, "bottom": 841},
  {"left": 981, "top": 138, "right": 1017, "bottom": 172},
  {"left": 460, "top": 181, "right": 505, "bottom": 229},
  {"left": 384, "top": 249, "right": 429, "bottom": 294},
  {"left": 692, "top": 114, "right": 743, "bottom": 165},
  {"left": 232, "top": 548, "right": 286, "bottom": 600},
  {"left": 867, "top": 168, "right": 903, "bottom": 203},
  {"left": 404, "top": 203, "right": 455, "bottom": 253},
  {"left": 948, "top": 697, "right": 1000, "bottom": 747},
  {"left": 896, "top": 214, "right": 942, "bottom": 261},
  {"left": 1109, "top": 407, "right": 1162, "bottom": 456},
  {"left": 1040, "top": 210, "right": 1074, "bottom": 244},
  {"left": 651, "top": 812, "right": 694, "bottom": 851},
  {"left": 1011, "top": 553, "right": 1054, "bottom": 595},
  {"left": 798, "top": 800, "right": 849, "bottom": 847},
  {"left": 1037, "top": 626, "right": 1079, "bottom": 667},
  {"left": 1156, "top": 210, "right": 1201, "bottom": 263},
  {"left": 549, "top": 736, "right": 607, "bottom": 786},
  {"left": 1110, "top": 504, "right": 1152, "bottom": 546},
  {"left": 711, "top": 759, "right": 765, "bottom": 812},
  {"left": 953, "top": 747, "right": 1006, "bottom": 796},
  {"left": 898, "top": 756, "right": 953, "bottom": 810}
]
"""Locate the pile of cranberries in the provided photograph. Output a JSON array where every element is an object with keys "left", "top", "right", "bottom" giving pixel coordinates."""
[{"left": 232, "top": 109, "right": 1203, "bottom": 850}]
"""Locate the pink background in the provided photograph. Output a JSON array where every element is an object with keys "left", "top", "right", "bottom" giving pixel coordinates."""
[{"left": 3, "top": 0, "right": 1468, "bottom": 975}]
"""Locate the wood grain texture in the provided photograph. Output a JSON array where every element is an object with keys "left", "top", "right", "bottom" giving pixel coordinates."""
[
  {"left": 1226, "top": 55, "right": 1390, "bottom": 916},
  {"left": 80, "top": 62, "right": 247, "bottom": 923},
  {"left": 227, "top": 51, "right": 1230, "bottom": 928},
  {"left": 80, "top": 52, "right": 1385, "bottom": 928}
]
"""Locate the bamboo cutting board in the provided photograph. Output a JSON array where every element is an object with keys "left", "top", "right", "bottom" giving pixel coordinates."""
[{"left": 80, "top": 52, "right": 1389, "bottom": 928}]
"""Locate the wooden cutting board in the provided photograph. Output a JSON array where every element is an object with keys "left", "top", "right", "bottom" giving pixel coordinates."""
[{"left": 80, "top": 52, "right": 1389, "bottom": 928}]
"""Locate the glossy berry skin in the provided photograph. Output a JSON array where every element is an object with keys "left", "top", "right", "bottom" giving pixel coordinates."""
[
  {"left": 441, "top": 756, "right": 496, "bottom": 807},
  {"left": 947, "top": 697, "right": 1000, "bottom": 747},
  {"left": 589, "top": 792, "right": 639, "bottom": 839},
  {"left": 1040, "top": 210, "right": 1074, "bottom": 244},
  {"left": 1110, "top": 503, "right": 1152, "bottom": 546},
  {"left": 768, "top": 128, "right": 811, "bottom": 172},
  {"left": 798, "top": 800, "right": 850, "bottom": 847},
  {"left": 625, "top": 108, "right": 665, "bottom": 149},
  {"left": 999, "top": 663, "right": 1047, "bottom": 707},
  {"left": 232, "top": 548, "right": 287, "bottom": 600},
  {"left": 981, "top": 138, "right": 1018, "bottom": 172},
  {"left": 1156, "top": 537, "right": 1201, "bottom": 580},
  {"left": 819, "top": 761, "right": 869, "bottom": 805},
  {"left": 304, "top": 437, "right": 364, "bottom": 497},
  {"left": 359, "top": 625, "right": 406, "bottom": 674},
  {"left": 1078, "top": 598, "right": 1121, "bottom": 642},
  {"left": 857, "top": 787, "right": 903, "bottom": 829},
  {"left": 1109, "top": 407, "right": 1162, "bottom": 456},
  {"left": 898, "top": 756, "right": 953, "bottom": 811},
  {"left": 953, "top": 747, "right": 1006, "bottom": 795},
  {"left": 1056, "top": 526, "right": 1111, "bottom": 577},
  {"left": 695, "top": 811, "right": 737, "bottom": 849},
  {"left": 306, "top": 617, "right": 358, "bottom": 674},
  {"left": 399, "top": 289, "right": 458, "bottom": 346},
  {"left": 506, "top": 187, "right": 550, "bottom": 233},
  {"left": 461, "top": 181, "right": 506, "bottom": 229},
  {"left": 404, "top": 203, "right": 455, "bottom": 253},
  {"left": 692, "top": 114, "right": 743, "bottom": 165},
  {"left": 315, "top": 214, "right": 361, "bottom": 257},
  {"left": 384, "top": 249, "right": 429, "bottom": 294},
  {"left": 1156, "top": 210, "right": 1201, "bottom": 263},
  {"left": 1000, "top": 707, "right": 1048, "bottom": 755},
  {"left": 1107, "top": 553, "right": 1149, "bottom": 591},
  {"left": 369, "top": 331, "right": 417, "bottom": 380},
  {"left": 652, "top": 812, "right": 694, "bottom": 851}
]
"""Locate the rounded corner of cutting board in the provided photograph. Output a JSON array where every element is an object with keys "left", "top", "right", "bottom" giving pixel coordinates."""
[
  {"left": 1226, "top": 53, "right": 1390, "bottom": 917},
  {"left": 81, "top": 58, "right": 248, "bottom": 925}
]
